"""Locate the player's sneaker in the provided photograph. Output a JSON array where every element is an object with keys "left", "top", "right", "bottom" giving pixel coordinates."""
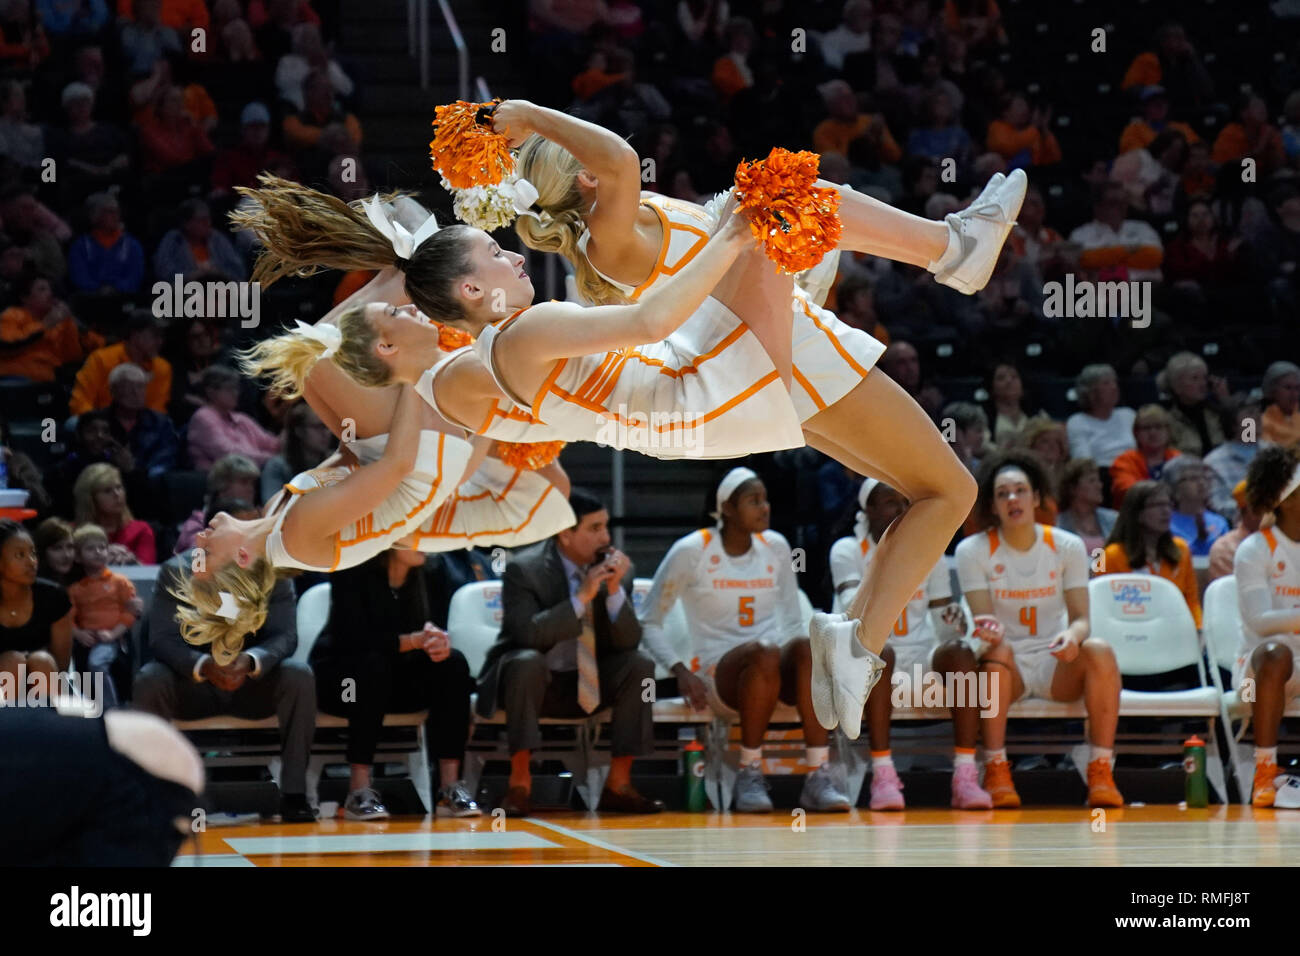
[
  {"left": 868, "top": 763, "right": 905, "bottom": 810},
  {"left": 1086, "top": 758, "right": 1124, "bottom": 808},
  {"left": 950, "top": 763, "right": 994, "bottom": 809},
  {"left": 808, "top": 611, "right": 843, "bottom": 730},
  {"left": 1252, "top": 760, "right": 1280, "bottom": 808},
  {"left": 826, "top": 616, "right": 887, "bottom": 741},
  {"left": 800, "top": 763, "right": 852, "bottom": 812},
  {"left": 733, "top": 762, "right": 774, "bottom": 813},
  {"left": 933, "top": 168, "right": 1027, "bottom": 295},
  {"left": 982, "top": 758, "right": 1021, "bottom": 808}
]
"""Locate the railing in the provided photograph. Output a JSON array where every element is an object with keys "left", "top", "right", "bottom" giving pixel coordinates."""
[{"left": 409, "top": 0, "right": 469, "bottom": 96}]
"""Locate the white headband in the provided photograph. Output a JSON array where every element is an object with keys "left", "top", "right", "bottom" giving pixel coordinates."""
[
  {"left": 360, "top": 195, "right": 441, "bottom": 260},
  {"left": 712, "top": 467, "right": 760, "bottom": 527},
  {"left": 294, "top": 320, "right": 342, "bottom": 360},
  {"left": 1281, "top": 462, "right": 1300, "bottom": 507}
]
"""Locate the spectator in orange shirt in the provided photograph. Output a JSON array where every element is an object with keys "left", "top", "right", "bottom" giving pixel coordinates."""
[
  {"left": 813, "top": 79, "right": 902, "bottom": 163},
  {"left": 1212, "top": 92, "right": 1286, "bottom": 179},
  {"left": 70, "top": 310, "right": 172, "bottom": 416},
  {"left": 1101, "top": 479, "right": 1202, "bottom": 628},
  {"left": 67, "top": 523, "right": 141, "bottom": 708},
  {"left": 283, "top": 69, "right": 362, "bottom": 178},
  {"left": 986, "top": 91, "right": 1062, "bottom": 168},
  {"left": 1208, "top": 481, "right": 1258, "bottom": 582},
  {"left": 1066, "top": 181, "right": 1164, "bottom": 281},
  {"left": 136, "top": 84, "right": 214, "bottom": 176},
  {"left": 1109, "top": 404, "right": 1182, "bottom": 507},
  {"left": 1007, "top": 185, "right": 1065, "bottom": 273},
  {"left": 711, "top": 16, "right": 755, "bottom": 104},
  {"left": 1118, "top": 85, "right": 1201, "bottom": 156},
  {"left": 1121, "top": 21, "right": 1215, "bottom": 115},
  {"left": 1260, "top": 360, "right": 1300, "bottom": 447},
  {"left": 0, "top": 273, "right": 102, "bottom": 382},
  {"left": 116, "top": 0, "right": 208, "bottom": 32},
  {"left": 0, "top": 0, "right": 50, "bottom": 71}
]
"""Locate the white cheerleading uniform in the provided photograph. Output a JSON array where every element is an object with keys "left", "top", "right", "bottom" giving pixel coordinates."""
[
  {"left": 955, "top": 524, "right": 1090, "bottom": 700},
  {"left": 640, "top": 527, "right": 804, "bottom": 715},
  {"left": 580, "top": 192, "right": 887, "bottom": 423},
  {"left": 444, "top": 303, "right": 808, "bottom": 460},
  {"left": 829, "top": 532, "right": 953, "bottom": 673},
  {"left": 1232, "top": 526, "right": 1300, "bottom": 697},
  {"left": 264, "top": 430, "right": 474, "bottom": 573},
  {"left": 344, "top": 434, "right": 576, "bottom": 553}
]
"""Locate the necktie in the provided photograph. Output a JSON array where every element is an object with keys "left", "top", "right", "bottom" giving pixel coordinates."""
[{"left": 573, "top": 570, "right": 600, "bottom": 713}]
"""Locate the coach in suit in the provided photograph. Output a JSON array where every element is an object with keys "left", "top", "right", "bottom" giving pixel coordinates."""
[
  {"left": 132, "top": 554, "right": 318, "bottom": 823},
  {"left": 477, "top": 490, "right": 661, "bottom": 816}
]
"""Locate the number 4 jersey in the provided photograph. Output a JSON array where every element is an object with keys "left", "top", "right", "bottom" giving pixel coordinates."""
[
  {"left": 955, "top": 524, "right": 1089, "bottom": 655},
  {"left": 640, "top": 527, "right": 805, "bottom": 675}
]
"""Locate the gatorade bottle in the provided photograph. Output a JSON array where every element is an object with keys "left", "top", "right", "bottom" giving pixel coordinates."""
[
  {"left": 1184, "top": 735, "right": 1208, "bottom": 808},
  {"left": 684, "top": 737, "right": 707, "bottom": 811}
]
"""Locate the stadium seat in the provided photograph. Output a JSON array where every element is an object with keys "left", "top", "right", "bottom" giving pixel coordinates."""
[
  {"left": 1201, "top": 575, "right": 1300, "bottom": 802},
  {"left": 0, "top": 378, "right": 68, "bottom": 423},
  {"left": 1088, "top": 575, "right": 1227, "bottom": 801}
]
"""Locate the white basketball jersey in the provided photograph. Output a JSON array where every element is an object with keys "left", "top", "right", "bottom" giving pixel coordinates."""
[
  {"left": 956, "top": 524, "right": 1089, "bottom": 653},
  {"left": 640, "top": 527, "right": 804, "bottom": 674},
  {"left": 1234, "top": 526, "right": 1300, "bottom": 652},
  {"left": 829, "top": 533, "right": 950, "bottom": 650}
]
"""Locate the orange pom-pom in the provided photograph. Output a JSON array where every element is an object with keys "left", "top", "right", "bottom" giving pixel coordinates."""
[
  {"left": 436, "top": 322, "right": 474, "bottom": 351},
  {"left": 497, "top": 440, "right": 566, "bottom": 471},
  {"left": 732, "top": 148, "right": 842, "bottom": 274},
  {"left": 430, "top": 100, "right": 514, "bottom": 190}
]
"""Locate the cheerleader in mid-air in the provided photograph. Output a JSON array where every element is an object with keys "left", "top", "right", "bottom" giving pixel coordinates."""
[{"left": 231, "top": 114, "right": 1013, "bottom": 734}]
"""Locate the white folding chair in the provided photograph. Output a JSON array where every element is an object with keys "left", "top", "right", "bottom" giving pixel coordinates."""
[
  {"left": 290, "top": 582, "right": 331, "bottom": 664},
  {"left": 1088, "top": 575, "right": 1227, "bottom": 802},
  {"left": 446, "top": 580, "right": 504, "bottom": 679},
  {"left": 1203, "top": 575, "right": 1252, "bottom": 801}
]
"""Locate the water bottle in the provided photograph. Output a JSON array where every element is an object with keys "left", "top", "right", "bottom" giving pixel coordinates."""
[
  {"left": 1184, "top": 735, "right": 1208, "bottom": 808},
  {"left": 683, "top": 735, "right": 707, "bottom": 811},
  {"left": 0, "top": 453, "right": 8, "bottom": 489}
]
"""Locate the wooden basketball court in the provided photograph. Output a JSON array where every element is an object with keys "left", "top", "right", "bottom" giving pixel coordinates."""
[{"left": 173, "top": 805, "right": 1300, "bottom": 867}]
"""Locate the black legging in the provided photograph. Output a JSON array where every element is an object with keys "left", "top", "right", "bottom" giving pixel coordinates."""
[
  {"left": 0, "top": 708, "right": 195, "bottom": 867},
  {"left": 312, "top": 648, "right": 474, "bottom": 768}
]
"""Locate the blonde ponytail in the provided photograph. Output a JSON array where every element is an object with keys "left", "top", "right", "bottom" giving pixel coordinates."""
[
  {"left": 514, "top": 135, "right": 632, "bottom": 306},
  {"left": 239, "top": 305, "right": 393, "bottom": 399},
  {"left": 168, "top": 559, "right": 280, "bottom": 666},
  {"left": 231, "top": 174, "right": 405, "bottom": 286}
]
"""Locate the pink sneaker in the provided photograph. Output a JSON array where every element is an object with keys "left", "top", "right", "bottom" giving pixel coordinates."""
[
  {"left": 950, "top": 763, "right": 993, "bottom": 809},
  {"left": 869, "top": 763, "right": 905, "bottom": 810}
]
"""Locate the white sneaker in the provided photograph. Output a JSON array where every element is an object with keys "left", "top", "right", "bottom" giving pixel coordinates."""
[
  {"left": 933, "top": 168, "right": 1027, "bottom": 295},
  {"left": 808, "top": 611, "right": 843, "bottom": 731},
  {"left": 827, "top": 617, "right": 887, "bottom": 741}
]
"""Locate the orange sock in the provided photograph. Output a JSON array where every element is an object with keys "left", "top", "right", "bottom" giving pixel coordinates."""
[
  {"left": 607, "top": 755, "right": 634, "bottom": 792},
  {"left": 509, "top": 750, "right": 531, "bottom": 790}
]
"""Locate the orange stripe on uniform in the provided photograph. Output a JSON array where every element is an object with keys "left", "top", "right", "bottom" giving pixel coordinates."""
[
  {"left": 988, "top": 528, "right": 1000, "bottom": 557},
  {"left": 791, "top": 363, "right": 826, "bottom": 411},
  {"left": 1041, "top": 525, "right": 1056, "bottom": 552},
  {"left": 799, "top": 297, "right": 871, "bottom": 377}
]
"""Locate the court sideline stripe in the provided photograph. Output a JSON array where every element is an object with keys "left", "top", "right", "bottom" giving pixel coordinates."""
[{"left": 523, "top": 818, "right": 677, "bottom": 867}]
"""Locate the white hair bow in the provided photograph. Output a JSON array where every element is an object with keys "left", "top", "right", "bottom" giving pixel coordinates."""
[
  {"left": 359, "top": 195, "right": 441, "bottom": 260},
  {"left": 294, "top": 321, "right": 342, "bottom": 360},
  {"left": 511, "top": 176, "right": 546, "bottom": 223}
]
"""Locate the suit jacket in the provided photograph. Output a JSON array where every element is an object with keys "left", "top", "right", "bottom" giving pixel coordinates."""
[
  {"left": 144, "top": 554, "right": 298, "bottom": 680},
  {"left": 476, "top": 539, "right": 640, "bottom": 717}
]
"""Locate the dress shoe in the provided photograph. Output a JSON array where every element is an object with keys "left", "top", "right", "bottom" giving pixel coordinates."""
[
  {"left": 499, "top": 785, "right": 532, "bottom": 817},
  {"left": 278, "top": 793, "right": 319, "bottom": 823},
  {"left": 598, "top": 785, "right": 665, "bottom": 813}
]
